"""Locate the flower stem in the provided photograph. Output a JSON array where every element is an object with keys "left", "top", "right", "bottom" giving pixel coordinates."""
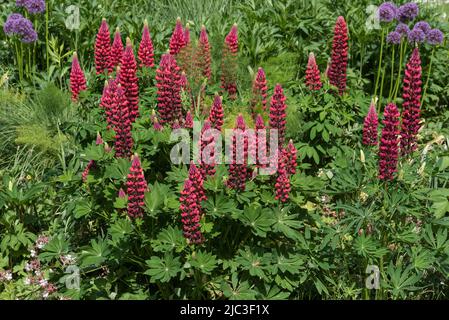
[
  {"left": 393, "top": 40, "right": 406, "bottom": 100},
  {"left": 421, "top": 47, "right": 435, "bottom": 106},
  {"left": 374, "top": 29, "right": 385, "bottom": 101},
  {"left": 388, "top": 45, "right": 395, "bottom": 100}
]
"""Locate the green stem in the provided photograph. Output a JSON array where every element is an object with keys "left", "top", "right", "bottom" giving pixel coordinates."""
[
  {"left": 393, "top": 41, "right": 406, "bottom": 100},
  {"left": 374, "top": 29, "right": 385, "bottom": 99},
  {"left": 379, "top": 65, "right": 386, "bottom": 106},
  {"left": 421, "top": 48, "right": 435, "bottom": 106},
  {"left": 388, "top": 45, "right": 395, "bottom": 100}
]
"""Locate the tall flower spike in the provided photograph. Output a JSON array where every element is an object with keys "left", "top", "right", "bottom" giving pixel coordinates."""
[
  {"left": 275, "top": 156, "right": 291, "bottom": 203},
  {"left": 226, "top": 114, "right": 252, "bottom": 191},
  {"left": 208, "top": 94, "right": 224, "bottom": 131},
  {"left": 156, "top": 53, "right": 183, "bottom": 125},
  {"left": 169, "top": 17, "right": 185, "bottom": 56},
  {"left": 328, "top": 16, "right": 349, "bottom": 95},
  {"left": 199, "top": 121, "right": 216, "bottom": 177},
  {"left": 111, "top": 27, "right": 123, "bottom": 68},
  {"left": 221, "top": 23, "right": 238, "bottom": 100},
  {"left": 253, "top": 114, "right": 268, "bottom": 169},
  {"left": 188, "top": 161, "right": 207, "bottom": 202},
  {"left": 112, "top": 84, "right": 133, "bottom": 158},
  {"left": 100, "top": 78, "right": 118, "bottom": 129},
  {"left": 69, "top": 52, "right": 87, "bottom": 102},
  {"left": 269, "top": 84, "right": 287, "bottom": 146},
  {"left": 126, "top": 154, "right": 148, "bottom": 218},
  {"left": 284, "top": 139, "right": 298, "bottom": 175},
  {"left": 379, "top": 103, "right": 400, "bottom": 181},
  {"left": 251, "top": 67, "right": 268, "bottom": 116},
  {"left": 362, "top": 99, "right": 379, "bottom": 146},
  {"left": 400, "top": 48, "right": 422, "bottom": 156},
  {"left": 197, "top": 25, "right": 212, "bottom": 81},
  {"left": 119, "top": 38, "right": 139, "bottom": 123},
  {"left": 183, "top": 23, "right": 190, "bottom": 45},
  {"left": 179, "top": 178, "right": 204, "bottom": 244},
  {"left": 138, "top": 19, "right": 155, "bottom": 68},
  {"left": 94, "top": 18, "right": 112, "bottom": 75},
  {"left": 305, "top": 52, "right": 322, "bottom": 91}
]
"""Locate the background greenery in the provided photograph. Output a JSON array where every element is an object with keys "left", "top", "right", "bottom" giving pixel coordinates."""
[{"left": 0, "top": 0, "right": 449, "bottom": 300}]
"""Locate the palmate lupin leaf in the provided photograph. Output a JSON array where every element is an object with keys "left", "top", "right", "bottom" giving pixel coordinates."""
[{"left": 145, "top": 253, "right": 182, "bottom": 283}]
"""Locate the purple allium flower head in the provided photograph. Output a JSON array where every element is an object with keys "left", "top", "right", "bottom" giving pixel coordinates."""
[
  {"left": 24, "top": 0, "right": 46, "bottom": 15},
  {"left": 16, "top": 0, "right": 26, "bottom": 6},
  {"left": 408, "top": 28, "right": 425, "bottom": 44},
  {"left": 413, "top": 21, "right": 431, "bottom": 35},
  {"left": 395, "top": 23, "right": 410, "bottom": 36},
  {"left": 3, "top": 13, "right": 38, "bottom": 43},
  {"left": 378, "top": 2, "right": 397, "bottom": 22},
  {"left": 426, "top": 28, "right": 444, "bottom": 45},
  {"left": 387, "top": 31, "right": 402, "bottom": 44},
  {"left": 397, "top": 2, "right": 419, "bottom": 22}
]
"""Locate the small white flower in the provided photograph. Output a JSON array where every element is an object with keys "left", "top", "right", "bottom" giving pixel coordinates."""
[
  {"left": 42, "top": 291, "right": 49, "bottom": 299},
  {"left": 4, "top": 272, "right": 12, "bottom": 281},
  {"left": 30, "top": 249, "right": 37, "bottom": 257},
  {"left": 25, "top": 263, "right": 32, "bottom": 272},
  {"left": 24, "top": 277, "right": 31, "bottom": 285},
  {"left": 39, "top": 279, "right": 48, "bottom": 287},
  {"left": 36, "top": 243, "right": 45, "bottom": 249}
]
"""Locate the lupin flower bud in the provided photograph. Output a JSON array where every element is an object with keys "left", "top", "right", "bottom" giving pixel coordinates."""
[
  {"left": 251, "top": 67, "right": 268, "bottom": 116},
  {"left": 208, "top": 94, "right": 224, "bottom": 131},
  {"left": 126, "top": 154, "right": 148, "bottom": 218},
  {"left": 119, "top": 38, "right": 139, "bottom": 123},
  {"left": 179, "top": 178, "right": 204, "bottom": 244},
  {"left": 169, "top": 17, "right": 185, "bottom": 55},
  {"left": 221, "top": 23, "right": 238, "bottom": 100},
  {"left": 111, "top": 27, "right": 123, "bottom": 68},
  {"left": 69, "top": 52, "right": 87, "bottom": 102},
  {"left": 184, "top": 110, "right": 193, "bottom": 129},
  {"left": 197, "top": 25, "right": 212, "bottom": 81},
  {"left": 94, "top": 18, "right": 112, "bottom": 75},
  {"left": 400, "top": 48, "right": 422, "bottom": 156},
  {"left": 305, "top": 52, "right": 322, "bottom": 91},
  {"left": 82, "top": 160, "right": 95, "bottom": 183},
  {"left": 156, "top": 53, "right": 183, "bottom": 125},
  {"left": 362, "top": 99, "right": 379, "bottom": 146},
  {"left": 118, "top": 188, "right": 126, "bottom": 198},
  {"left": 269, "top": 84, "right": 287, "bottom": 146},
  {"left": 328, "top": 16, "right": 349, "bottom": 95},
  {"left": 96, "top": 132, "right": 104, "bottom": 145},
  {"left": 379, "top": 103, "right": 400, "bottom": 181},
  {"left": 226, "top": 114, "right": 251, "bottom": 191},
  {"left": 138, "top": 19, "right": 155, "bottom": 68}
]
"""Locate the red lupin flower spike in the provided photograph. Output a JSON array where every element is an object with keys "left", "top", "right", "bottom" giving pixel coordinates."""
[
  {"left": 221, "top": 23, "right": 238, "bottom": 100},
  {"left": 208, "top": 94, "right": 224, "bottom": 131},
  {"left": 226, "top": 114, "right": 252, "bottom": 191},
  {"left": 126, "top": 154, "right": 148, "bottom": 218},
  {"left": 156, "top": 53, "right": 183, "bottom": 125},
  {"left": 400, "top": 47, "right": 422, "bottom": 156},
  {"left": 69, "top": 52, "right": 87, "bottom": 102},
  {"left": 379, "top": 103, "right": 400, "bottom": 181},
  {"left": 269, "top": 84, "right": 287, "bottom": 146},
  {"left": 112, "top": 84, "right": 133, "bottom": 158},
  {"left": 100, "top": 78, "right": 118, "bottom": 129},
  {"left": 111, "top": 27, "right": 123, "bottom": 68},
  {"left": 199, "top": 121, "right": 216, "bottom": 177},
  {"left": 250, "top": 67, "right": 268, "bottom": 116},
  {"left": 138, "top": 19, "right": 155, "bottom": 68},
  {"left": 275, "top": 160, "right": 291, "bottom": 203},
  {"left": 253, "top": 114, "right": 268, "bottom": 169},
  {"left": 119, "top": 38, "right": 139, "bottom": 123},
  {"left": 284, "top": 139, "right": 297, "bottom": 175},
  {"left": 188, "top": 161, "right": 207, "bottom": 202},
  {"left": 328, "top": 16, "right": 348, "bottom": 95},
  {"left": 82, "top": 160, "right": 95, "bottom": 183},
  {"left": 179, "top": 178, "right": 204, "bottom": 244},
  {"left": 362, "top": 98, "right": 379, "bottom": 146},
  {"left": 169, "top": 17, "right": 185, "bottom": 56},
  {"left": 197, "top": 25, "right": 212, "bottom": 82},
  {"left": 94, "top": 18, "right": 112, "bottom": 75},
  {"left": 184, "top": 110, "right": 193, "bottom": 129},
  {"left": 305, "top": 52, "right": 322, "bottom": 91}
]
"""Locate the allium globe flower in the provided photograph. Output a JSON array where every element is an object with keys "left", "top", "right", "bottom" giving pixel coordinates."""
[
  {"left": 377, "top": 2, "right": 397, "bottom": 23},
  {"left": 3, "top": 13, "right": 38, "bottom": 43},
  {"left": 408, "top": 28, "right": 425, "bottom": 44},
  {"left": 426, "top": 29, "right": 444, "bottom": 45},
  {"left": 397, "top": 2, "right": 419, "bottom": 22},
  {"left": 23, "top": 0, "right": 46, "bottom": 14},
  {"left": 413, "top": 21, "right": 431, "bottom": 35},
  {"left": 395, "top": 23, "right": 410, "bottom": 36},
  {"left": 387, "top": 31, "right": 402, "bottom": 45}
]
